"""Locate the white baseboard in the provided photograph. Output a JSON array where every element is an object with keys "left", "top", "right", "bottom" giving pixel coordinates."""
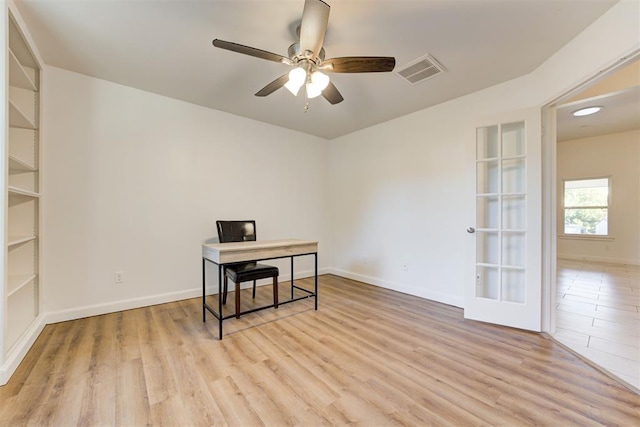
[
  {"left": 326, "top": 268, "right": 464, "bottom": 308},
  {"left": 44, "top": 288, "right": 203, "bottom": 325},
  {"left": 46, "top": 267, "right": 327, "bottom": 325},
  {"left": 558, "top": 254, "right": 640, "bottom": 266},
  {"left": 0, "top": 315, "right": 46, "bottom": 386}
]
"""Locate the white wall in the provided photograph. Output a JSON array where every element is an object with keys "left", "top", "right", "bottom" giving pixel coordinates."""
[
  {"left": 327, "top": 79, "right": 534, "bottom": 308},
  {"left": 557, "top": 129, "right": 640, "bottom": 264},
  {"left": 41, "top": 66, "right": 329, "bottom": 320},
  {"left": 327, "top": 0, "right": 639, "bottom": 307},
  {"left": 40, "top": 0, "right": 640, "bottom": 316}
]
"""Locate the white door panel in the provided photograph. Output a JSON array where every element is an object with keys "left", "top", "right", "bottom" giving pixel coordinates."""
[{"left": 465, "top": 108, "right": 542, "bottom": 331}]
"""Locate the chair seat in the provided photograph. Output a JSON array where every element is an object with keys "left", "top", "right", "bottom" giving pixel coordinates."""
[{"left": 225, "top": 262, "right": 279, "bottom": 283}]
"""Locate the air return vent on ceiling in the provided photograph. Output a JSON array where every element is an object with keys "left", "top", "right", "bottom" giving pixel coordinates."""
[{"left": 395, "top": 54, "right": 446, "bottom": 84}]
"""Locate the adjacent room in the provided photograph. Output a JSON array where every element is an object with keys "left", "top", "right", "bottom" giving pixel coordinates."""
[
  {"left": 553, "top": 59, "right": 640, "bottom": 388},
  {"left": 1, "top": 0, "right": 639, "bottom": 424}
]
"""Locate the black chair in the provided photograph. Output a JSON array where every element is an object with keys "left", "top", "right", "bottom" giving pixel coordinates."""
[{"left": 216, "top": 220, "right": 279, "bottom": 318}]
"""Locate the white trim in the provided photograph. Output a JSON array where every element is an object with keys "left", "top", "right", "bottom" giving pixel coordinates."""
[
  {"left": 45, "top": 267, "right": 328, "bottom": 325},
  {"left": 558, "top": 235, "right": 614, "bottom": 241},
  {"left": 0, "top": 315, "right": 46, "bottom": 385},
  {"left": 44, "top": 288, "right": 202, "bottom": 325},
  {"left": 541, "top": 105, "right": 557, "bottom": 334},
  {"left": 557, "top": 254, "right": 640, "bottom": 266},
  {"left": 327, "top": 268, "right": 464, "bottom": 308}
]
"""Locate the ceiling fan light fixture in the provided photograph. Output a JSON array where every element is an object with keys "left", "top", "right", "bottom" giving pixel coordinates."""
[
  {"left": 311, "top": 70, "right": 330, "bottom": 90},
  {"left": 285, "top": 67, "right": 306, "bottom": 95},
  {"left": 306, "top": 83, "right": 323, "bottom": 98},
  {"left": 572, "top": 106, "right": 603, "bottom": 117},
  {"left": 306, "top": 70, "right": 330, "bottom": 98}
]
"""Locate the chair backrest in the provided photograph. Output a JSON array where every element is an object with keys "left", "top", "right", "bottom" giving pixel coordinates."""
[{"left": 216, "top": 220, "right": 257, "bottom": 243}]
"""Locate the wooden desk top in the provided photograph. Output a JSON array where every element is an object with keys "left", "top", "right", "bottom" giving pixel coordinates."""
[{"left": 202, "top": 239, "right": 318, "bottom": 264}]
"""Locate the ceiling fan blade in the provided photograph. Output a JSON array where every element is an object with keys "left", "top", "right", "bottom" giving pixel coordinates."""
[
  {"left": 299, "top": 0, "right": 330, "bottom": 57},
  {"left": 255, "top": 74, "right": 290, "bottom": 97},
  {"left": 322, "top": 81, "right": 344, "bottom": 105},
  {"left": 212, "top": 39, "right": 290, "bottom": 64},
  {"left": 324, "top": 56, "right": 396, "bottom": 73}
]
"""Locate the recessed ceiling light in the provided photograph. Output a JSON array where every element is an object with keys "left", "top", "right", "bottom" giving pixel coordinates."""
[{"left": 572, "top": 106, "right": 603, "bottom": 117}]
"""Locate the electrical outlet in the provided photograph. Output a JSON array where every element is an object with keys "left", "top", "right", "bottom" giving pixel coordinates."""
[
  {"left": 114, "top": 271, "right": 124, "bottom": 284},
  {"left": 363, "top": 256, "right": 369, "bottom": 264}
]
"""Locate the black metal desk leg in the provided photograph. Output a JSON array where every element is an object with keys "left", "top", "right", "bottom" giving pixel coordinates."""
[
  {"left": 291, "top": 257, "right": 294, "bottom": 299},
  {"left": 218, "top": 264, "right": 223, "bottom": 340},
  {"left": 314, "top": 252, "right": 318, "bottom": 310},
  {"left": 202, "top": 258, "right": 206, "bottom": 322}
]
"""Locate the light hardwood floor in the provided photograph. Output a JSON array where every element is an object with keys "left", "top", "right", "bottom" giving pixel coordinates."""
[
  {"left": 554, "top": 259, "right": 640, "bottom": 390},
  {"left": 1, "top": 275, "right": 639, "bottom": 426}
]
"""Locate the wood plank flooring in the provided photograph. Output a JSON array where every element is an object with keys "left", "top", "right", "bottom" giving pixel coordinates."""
[
  {"left": 554, "top": 259, "right": 640, "bottom": 390},
  {"left": 1, "top": 274, "right": 639, "bottom": 426}
]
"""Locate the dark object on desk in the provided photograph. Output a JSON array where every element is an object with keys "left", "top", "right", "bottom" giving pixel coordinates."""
[{"left": 216, "top": 220, "right": 279, "bottom": 318}]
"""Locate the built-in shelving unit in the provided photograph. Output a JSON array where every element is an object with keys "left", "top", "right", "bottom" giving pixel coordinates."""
[{"left": 4, "top": 10, "right": 41, "bottom": 359}]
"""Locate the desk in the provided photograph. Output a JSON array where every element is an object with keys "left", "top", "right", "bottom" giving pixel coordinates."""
[{"left": 202, "top": 239, "right": 318, "bottom": 339}]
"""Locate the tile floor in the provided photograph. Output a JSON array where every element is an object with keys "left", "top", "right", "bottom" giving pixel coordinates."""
[{"left": 554, "top": 259, "right": 640, "bottom": 391}]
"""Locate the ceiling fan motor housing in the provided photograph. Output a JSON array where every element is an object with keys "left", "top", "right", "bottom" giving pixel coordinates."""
[{"left": 288, "top": 42, "right": 325, "bottom": 65}]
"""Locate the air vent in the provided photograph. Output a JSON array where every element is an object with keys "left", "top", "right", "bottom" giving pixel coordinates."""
[{"left": 395, "top": 54, "right": 446, "bottom": 84}]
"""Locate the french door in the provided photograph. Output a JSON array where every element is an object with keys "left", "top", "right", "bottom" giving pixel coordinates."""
[{"left": 465, "top": 109, "right": 542, "bottom": 331}]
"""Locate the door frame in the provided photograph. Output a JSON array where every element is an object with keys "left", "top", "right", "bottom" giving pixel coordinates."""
[{"left": 540, "top": 48, "right": 640, "bottom": 333}]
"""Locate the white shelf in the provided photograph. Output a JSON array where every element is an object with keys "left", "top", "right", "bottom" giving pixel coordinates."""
[
  {"left": 5, "top": 8, "right": 42, "bottom": 370},
  {"left": 7, "top": 235, "right": 36, "bottom": 248},
  {"left": 8, "top": 274, "right": 36, "bottom": 298},
  {"left": 9, "top": 99, "right": 36, "bottom": 129},
  {"left": 8, "top": 49, "right": 37, "bottom": 91},
  {"left": 8, "top": 186, "right": 39, "bottom": 198},
  {"left": 9, "top": 155, "right": 36, "bottom": 172}
]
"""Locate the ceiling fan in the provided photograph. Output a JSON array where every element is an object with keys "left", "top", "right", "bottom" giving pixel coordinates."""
[{"left": 212, "top": 0, "right": 395, "bottom": 106}]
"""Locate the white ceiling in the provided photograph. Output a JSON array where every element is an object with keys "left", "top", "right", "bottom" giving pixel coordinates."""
[
  {"left": 557, "top": 86, "right": 640, "bottom": 142},
  {"left": 16, "top": 0, "right": 618, "bottom": 139}
]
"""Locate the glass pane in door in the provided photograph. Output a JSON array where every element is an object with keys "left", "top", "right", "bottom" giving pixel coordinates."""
[
  {"left": 477, "top": 161, "right": 499, "bottom": 194},
  {"left": 477, "top": 231, "right": 499, "bottom": 265},
  {"left": 477, "top": 126, "right": 499, "bottom": 159},
  {"left": 502, "top": 196, "right": 525, "bottom": 230},
  {"left": 502, "top": 232, "right": 525, "bottom": 267},
  {"left": 502, "top": 269, "right": 525, "bottom": 303},
  {"left": 502, "top": 159, "right": 525, "bottom": 193},
  {"left": 477, "top": 196, "right": 499, "bottom": 229},
  {"left": 477, "top": 266, "right": 499, "bottom": 300},
  {"left": 501, "top": 122, "right": 525, "bottom": 157}
]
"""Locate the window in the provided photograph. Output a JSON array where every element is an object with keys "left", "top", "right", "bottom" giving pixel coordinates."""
[{"left": 563, "top": 178, "right": 609, "bottom": 235}]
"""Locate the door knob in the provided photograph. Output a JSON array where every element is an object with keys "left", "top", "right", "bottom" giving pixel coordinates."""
[{"left": 467, "top": 227, "right": 475, "bottom": 234}]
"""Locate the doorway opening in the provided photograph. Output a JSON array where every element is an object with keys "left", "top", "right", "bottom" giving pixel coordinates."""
[{"left": 543, "top": 52, "right": 640, "bottom": 392}]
